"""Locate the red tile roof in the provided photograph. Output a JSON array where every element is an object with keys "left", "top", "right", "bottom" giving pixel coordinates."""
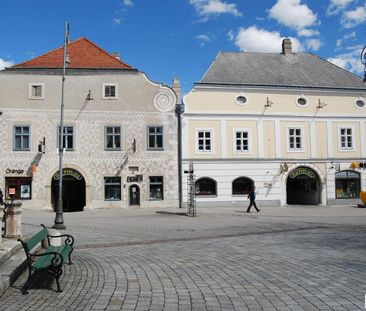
[{"left": 12, "top": 37, "right": 133, "bottom": 69}]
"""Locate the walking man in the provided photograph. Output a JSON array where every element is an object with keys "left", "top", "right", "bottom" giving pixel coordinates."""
[{"left": 247, "top": 186, "right": 260, "bottom": 213}]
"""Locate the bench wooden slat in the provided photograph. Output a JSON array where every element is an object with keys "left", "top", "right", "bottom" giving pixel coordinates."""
[{"left": 24, "top": 228, "right": 48, "bottom": 253}]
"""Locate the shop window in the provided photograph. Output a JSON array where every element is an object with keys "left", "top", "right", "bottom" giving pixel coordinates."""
[
  {"left": 149, "top": 176, "right": 164, "bottom": 200},
  {"left": 104, "top": 177, "right": 121, "bottom": 201},
  {"left": 13, "top": 126, "right": 30, "bottom": 151},
  {"left": 335, "top": 170, "right": 360, "bottom": 199},
  {"left": 195, "top": 178, "right": 217, "bottom": 196},
  {"left": 105, "top": 126, "right": 121, "bottom": 150},
  {"left": 57, "top": 126, "right": 74, "bottom": 151},
  {"left": 232, "top": 177, "right": 253, "bottom": 195},
  {"left": 147, "top": 126, "right": 164, "bottom": 150},
  {"left": 5, "top": 177, "right": 32, "bottom": 200}
]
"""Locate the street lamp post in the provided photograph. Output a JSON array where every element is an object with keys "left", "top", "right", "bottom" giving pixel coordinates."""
[{"left": 53, "top": 22, "right": 70, "bottom": 230}]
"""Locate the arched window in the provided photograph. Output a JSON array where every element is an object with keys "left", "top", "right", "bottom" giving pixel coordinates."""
[
  {"left": 232, "top": 177, "right": 253, "bottom": 195},
  {"left": 195, "top": 178, "right": 217, "bottom": 196},
  {"left": 335, "top": 170, "right": 360, "bottom": 199}
]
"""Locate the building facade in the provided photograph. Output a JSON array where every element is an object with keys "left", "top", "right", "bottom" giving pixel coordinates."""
[
  {"left": 182, "top": 39, "right": 366, "bottom": 207},
  {"left": 0, "top": 38, "right": 179, "bottom": 211}
]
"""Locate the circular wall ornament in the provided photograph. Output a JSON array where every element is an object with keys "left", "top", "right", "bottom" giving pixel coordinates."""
[
  {"left": 355, "top": 98, "right": 365, "bottom": 109},
  {"left": 154, "top": 91, "right": 175, "bottom": 112},
  {"left": 235, "top": 95, "right": 248, "bottom": 105},
  {"left": 296, "top": 95, "right": 308, "bottom": 107}
]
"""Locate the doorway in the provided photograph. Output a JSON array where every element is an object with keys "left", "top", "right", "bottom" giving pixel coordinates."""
[
  {"left": 286, "top": 167, "right": 320, "bottom": 205},
  {"left": 51, "top": 168, "right": 86, "bottom": 212},
  {"left": 129, "top": 184, "right": 140, "bottom": 206}
]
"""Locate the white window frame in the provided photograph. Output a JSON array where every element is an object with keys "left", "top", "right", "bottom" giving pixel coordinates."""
[
  {"left": 338, "top": 125, "right": 355, "bottom": 151},
  {"left": 57, "top": 125, "right": 75, "bottom": 151},
  {"left": 195, "top": 129, "right": 214, "bottom": 154},
  {"left": 13, "top": 125, "right": 31, "bottom": 151},
  {"left": 147, "top": 125, "right": 164, "bottom": 151},
  {"left": 102, "top": 83, "right": 118, "bottom": 99},
  {"left": 28, "top": 83, "right": 45, "bottom": 99},
  {"left": 105, "top": 125, "right": 122, "bottom": 151},
  {"left": 233, "top": 128, "right": 251, "bottom": 154},
  {"left": 287, "top": 126, "right": 304, "bottom": 152}
]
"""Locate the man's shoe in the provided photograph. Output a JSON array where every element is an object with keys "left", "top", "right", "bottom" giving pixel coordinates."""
[
  {"left": 246, "top": 211, "right": 250, "bottom": 213},
  {"left": 257, "top": 209, "right": 261, "bottom": 212}
]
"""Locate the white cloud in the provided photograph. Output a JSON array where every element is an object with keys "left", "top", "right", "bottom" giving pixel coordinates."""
[
  {"left": 305, "top": 38, "right": 322, "bottom": 51},
  {"left": 297, "top": 29, "right": 320, "bottom": 37},
  {"left": 123, "top": 0, "right": 133, "bottom": 6},
  {"left": 113, "top": 17, "right": 122, "bottom": 25},
  {"left": 195, "top": 34, "right": 211, "bottom": 46},
  {"left": 327, "top": 0, "right": 355, "bottom": 15},
  {"left": 0, "top": 58, "right": 13, "bottom": 70},
  {"left": 328, "top": 45, "right": 365, "bottom": 75},
  {"left": 190, "top": 0, "right": 242, "bottom": 20},
  {"left": 227, "top": 30, "right": 234, "bottom": 41},
  {"left": 235, "top": 26, "right": 304, "bottom": 53},
  {"left": 269, "top": 0, "right": 318, "bottom": 33},
  {"left": 341, "top": 5, "right": 366, "bottom": 28}
]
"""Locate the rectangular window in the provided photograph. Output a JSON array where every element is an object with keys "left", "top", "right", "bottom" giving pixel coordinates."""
[
  {"left": 13, "top": 126, "right": 30, "bottom": 151},
  {"left": 147, "top": 126, "right": 164, "bottom": 150},
  {"left": 104, "top": 177, "right": 121, "bottom": 201},
  {"left": 235, "top": 131, "right": 249, "bottom": 152},
  {"left": 197, "top": 130, "right": 212, "bottom": 152},
  {"left": 28, "top": 83, "right": 45, "bottom": 99},
  {"left": 102, "top": 83, "right": 118, "bottom": 99},
  {"left": 149, "top": 176, "right": 163, "bottom": 200},
  {"left": 105, "top": 126, "right": 121, "bottom": 150},
  {"left": 5, "top": 177, "right": 32, "bottom": 200},
  {"left": 57, "top": 126, "right": 74, "bottom": 151},
  {"left": 288, "top": 128, "right": 302, "bottom": 151},
  {"left": 339, "top": 127, "right": 353, "bottom": 150}
]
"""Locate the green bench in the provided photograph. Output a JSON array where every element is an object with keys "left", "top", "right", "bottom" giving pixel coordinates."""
[{"left": 18, "top": 224, "right": 74, "bottom": 294}]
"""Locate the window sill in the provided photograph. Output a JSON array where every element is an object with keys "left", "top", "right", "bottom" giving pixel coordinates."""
[{"left": 104, "top": 199, "right": 121, "bottom": 201}]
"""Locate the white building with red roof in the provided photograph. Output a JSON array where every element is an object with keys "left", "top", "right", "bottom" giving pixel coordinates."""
[{"left": 0, "top": 38, "right": 180, "bottom": 211}]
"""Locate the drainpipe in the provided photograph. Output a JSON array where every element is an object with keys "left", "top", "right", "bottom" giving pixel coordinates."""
[{"left": 173, "top": 78, "right": 184, "bottom": 208}]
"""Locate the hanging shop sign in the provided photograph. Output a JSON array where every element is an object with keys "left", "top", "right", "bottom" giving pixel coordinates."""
[
  {"left": 127, "top": 175, "right": 143, "bottom": 183},
  {"left": 289, "top": 167, "right": 315, "bottom": 179},
  {"left": 5, "top": 168, "right": 25, "bottom": 175},
  {"left": 53, "top": 168, "right": 83, "bottom": 180}
]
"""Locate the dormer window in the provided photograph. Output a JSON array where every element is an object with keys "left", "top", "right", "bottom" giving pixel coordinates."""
[
  {"left": 28, "top": 83, "right": 45, "bottom": 99},
  {"left": 102, "top": 83, "right": 118, "bottom": 99}
]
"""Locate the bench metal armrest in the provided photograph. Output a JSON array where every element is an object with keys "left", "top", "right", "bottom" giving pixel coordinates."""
[
  {"left": 31, "top": 251, "right": 64, "bottom": 267},
  {"left": 47, "top": 234, "right": 74, "bottom": 246}
]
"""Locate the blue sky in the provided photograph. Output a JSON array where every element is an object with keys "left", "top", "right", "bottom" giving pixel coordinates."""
[{"left": 0, "top": 0, "right": 365, "bottom": 94}]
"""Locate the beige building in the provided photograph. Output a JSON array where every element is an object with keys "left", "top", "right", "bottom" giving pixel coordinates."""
[
  {"left": 183, "top": 39, "right": 366, "bottom": 207},
  {"left": 0, "top": 38, "right": 179, "bottom": 210}
]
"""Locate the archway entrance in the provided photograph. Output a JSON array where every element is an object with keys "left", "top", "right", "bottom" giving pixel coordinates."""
[
  {"left": 129, "top": 184, "right": 140, "bottom": 206},
  {"left": 287, "top": 166, "right": 320, "bottom": 205},
  {"left": 51, "top": 168, "right": 86, "bottom": 212}
]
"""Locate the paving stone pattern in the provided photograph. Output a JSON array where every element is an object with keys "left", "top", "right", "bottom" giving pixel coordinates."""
[{"left": 0, "top": 206, "right": 365, "bottom": 310}]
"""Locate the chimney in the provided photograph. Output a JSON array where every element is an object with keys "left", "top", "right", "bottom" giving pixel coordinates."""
[
  {"left": 111, "top": 52, "right": 120, "bottom": 60},
  {"left": 282, "top": 38, "right": 292, "bottom": 55}
]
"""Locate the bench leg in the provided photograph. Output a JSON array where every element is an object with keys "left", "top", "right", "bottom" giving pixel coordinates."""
[
  {"left": 55, "top": 269, "right": 63, "bottom": 293},
  {"left": 21, "top": 268, "right": 32, "bottom": 295},
  {"left": 68, "top": 249, "right": 74, "bottom": 265}
]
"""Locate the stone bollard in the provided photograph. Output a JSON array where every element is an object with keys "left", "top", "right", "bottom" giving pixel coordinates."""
[{"left": 5, "top": 201, "right": 22, "bottom": 239}]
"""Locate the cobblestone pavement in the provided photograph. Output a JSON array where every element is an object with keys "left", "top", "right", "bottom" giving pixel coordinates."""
[{"left": 0, "top": 205, "right": 365, "bottom": 310}]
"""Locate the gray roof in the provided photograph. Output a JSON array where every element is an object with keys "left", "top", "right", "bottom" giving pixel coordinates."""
[{"left": 199, "top": 52, "right": 366, "bottom": 91}]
